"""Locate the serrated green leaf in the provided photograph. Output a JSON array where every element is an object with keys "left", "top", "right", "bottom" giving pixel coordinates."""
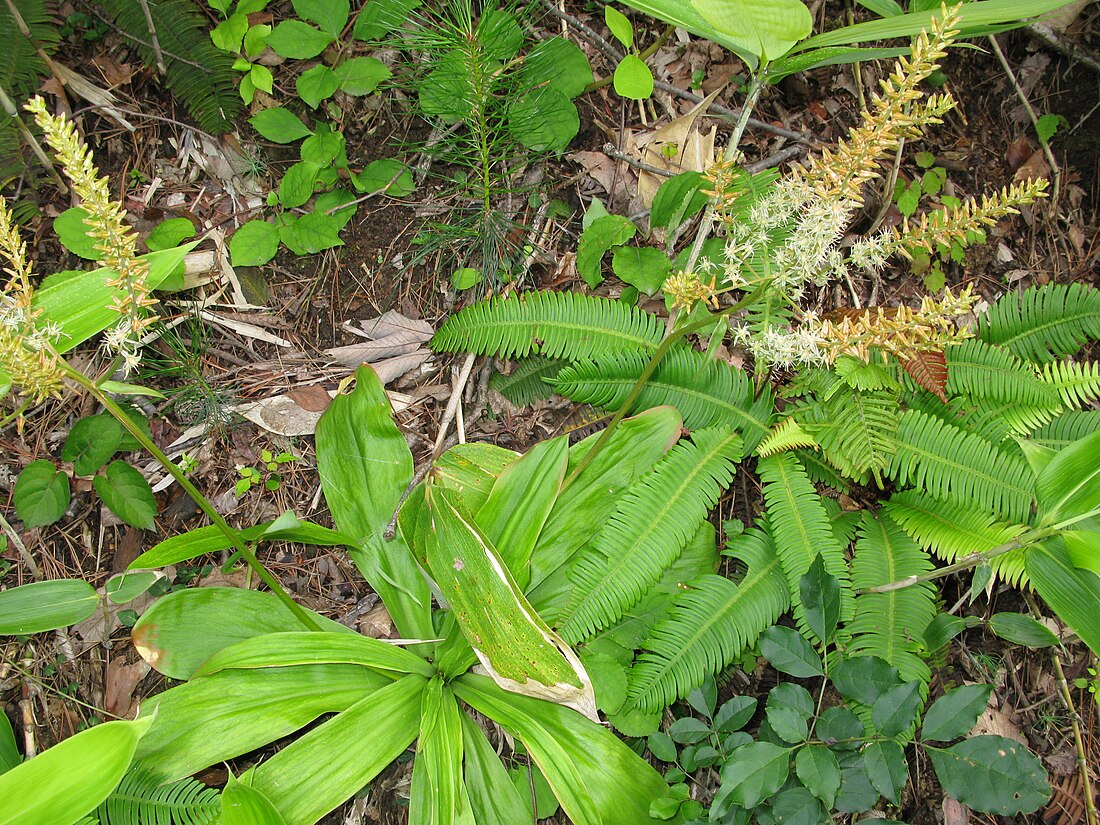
[
  {"left": 507, "top": 86, "right": 579, "bottom": 152},
  {"left": 13, "top": 460, "right": 70, "bottom": 528},
  {"left": 713, "top": 741, "right": 792, "bottom": 810},
  {"left": 93, "top": 460, "right": 157, "bottom": 530},
  {"left": 278, "top": 212, "right": 344, "bottom": 255},
  {"left": 765, "top": 682, "right": 813, "bottom": 743},
  {"left": 353, "top": 158, "right": 414, "bottom": 196},
  {"left": 715, "top": 696, "right": 757, "bottom": 733},
  {"left": 295, "top": 64, "right": 339, "bottom": 109},
  {"left": 62, "top": 414, "right": 122, "bottom": 476},
  {"left": 293, "top": 0, "right": 348, "bottom": 36},
  {"left": 53, "top": 207, "right": 99, "bottom": 259},
  {"left": 612, "top": 246, "right": 671, "bottom": 296},
  {"left": 862, "top": 739, "right": 907, "bottom": 802},
  {"left": 249, "top": 107, "right": 313, "bottom": 143},
  {"left": 521, "top": 36, "right": 592, "bottom": 99},
  {"left": 576, "top": 214, "right": 636, "bottom": 288},
  {"left": 831, "top": 655, "right": 902, "bottom": 705},
  {"left": 650, "top": 171, "right": 708, "bottom": 230},
  {"left": 795, "top": 746, "right": 841, "bottom": 808},
  {"left": 871, "top": 680, "right": 922, "bottom": 737},
  {"left": 927, "top": 735, "right": 1050, "bottom": 814},
  {"left": 0, "top": 578, "right": 98, "bottom": 635},
  {"left": 146, "top": 217, "right": 196, "bottom": 251},
  {"left": 279, "top": 160, "right": 320, "bottom": 208}
]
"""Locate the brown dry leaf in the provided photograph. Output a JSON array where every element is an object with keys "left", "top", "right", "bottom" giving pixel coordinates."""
[
  {"left": 635, "top": 89, "right": 721, "bottom": 209},
  {"left": 969, "top": 705, "right": 1028, "bottom": 745},
  {"left": 358, "top": 602, "right": 395, "bottom": 639},
  {"left": 286, "top": 385, "right": 333, "bottom": 413},
  {"left": 91, "top": 55, "right": 136, "bottom": 88},
  {"left": 105, "top": 656, "right": 151, "bottom": 719},
  {"left": 942, "top": 796, "right": 970, "bottom": 825},
  {"left": 1015, "top": 150, "right": 1052, "bottom": 184},
  {"left": 569, "top": 149, "right": 634, "bottom": 205}
]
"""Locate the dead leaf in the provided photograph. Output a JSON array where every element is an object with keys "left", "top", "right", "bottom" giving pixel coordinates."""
[
  {"left": 1015, "top": 149, "right": 1051, "bottom": 183},
  {"left": 635, "top": 89, "right": 721, "bottom": 209},
  {"left": 105, "top": 656, "right": 151, "bottom": 718},
  {"left": 968, "top": 705, "right": 1027, "bottom": 745},
  {"left": 286, "top": 385, "right": 333, "bottom": 413},
  {"left": 942, "top": 796, "right": 970, "bottom": 825}
]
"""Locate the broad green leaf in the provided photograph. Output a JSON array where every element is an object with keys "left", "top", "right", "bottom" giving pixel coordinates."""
[
  {"left": 334, "top": 56, "right": 391, "bottom": 95},
  {"left": 668, "top": 717, "right": 710, "bottom": 744},
  {"left": 831, "top": 655, "right": 902, "bottom": 706},
  {"left": 278, "top": 212, "right": 344, "bottom": 254},
  {"left": 93, "top": 460, "right": 157, "bottom": 530},
  {"left": 134, "top": 665, "right": 388, "bottom": 781},
  {"left": 576, "top": 214, "right": 637, "bottom": 288},
  {"left": 521, "top": 37, "right": 592, "bottom": 99},
  {"left": 62, "top": 414, "right": 122, "bottom": 476},
  {"left": 1063, "top": 530, "right": 1100, "bottom": 579},
  {"left": 0, "top": 713, "right": 18, "bottom": 773},
  {"left": 243, "top": 23, "right": 271, "bottom": 59},
  {"left": 33, "top": 244, "right": 197, "bottom": 353},
  {"left": 715, "top": 695, "right": 757, "bottom": 732},
  {"left": 454, "top": 673, "right": 675, "bottom": 825},
  {"left": 650, "top": 171, "right": 708, "bottom": 230},
  {"left": 300, "top": 127, "right": 345, "bottom": 167},
  {"left": 104, "top": 571, "right": 164, "bottom": 605},
  {"left": 927, "top": 735, "right": 1051, "bottom": 814},
  {"left": 279, "top": 160, "right": 320, "bottom": 208},
  {"left": 988, "top": 611, "right": 1059, "bottom": 648},
  {"left": 765, "top": 682, "right": 813, "bottom": 744},
  {"left": 794, "top": 0, "right": 1082, "bottom": 53},
  {"left": 800, "top": 554, "right": 840, "bottom": 644},
  {"left": 613, "top": 54, "right": 654, "bottom": 100},
  {"left": 921, "top": 684, "right": 992, "bottom": 742},
  {"left": 211, "top": 10, "right": 248, "bottom": 51},
  {"left": 295, "top": 64, "right": 339, "bottom": 109},
  {"left": 0, "top": 578, "right": 98, "bottom": 635},
  {"left": 13, "top": 459, "right": 70, "bottom": 528},
  {"left": 461, "top": 713, "right": 531, "bottom": 825},
  {"left": 409, "top": 680, "right": 465, "bottom": 825},
  {"left": 245, "top": 675, "right": 424, "bottom": 824},
  {"left": 870, "top": 680, "right": 922, "bottom": 737},
  {"left": 713, "top": 741, "right": 792, "bottom": 809},
  {"left": 314, "top": 190, "right": 358, "bottom": 229},
  {"left": 0, "top": 369, "right": 10, "bottom": 401},
  {"left": 815, "top": 706, "right": 864, "bottom": 748},
  {"left": 220, "top": 774, "right": 287, "bottom": 825},
  {"left": 862, "top": 739, "right": 907, "bottom": 802},
  {"left": 477, "top": 7, "right": 523, "bottom": 59},
  {"left": 425, "top": 487, "right": 595, "bottom": 717},
  {"left": 476, "top": 435, "right": 568, "bottom": 588},
  {"left": 265, "top": 20, "right": 333, "bottom": 58},
  {"left": 248, "top": 107, "right": 313, "bottom": 143},
  {"left": 605, "top": 6, "right": 633, "bottom": 47},
  {"left": 1027, "top": 538, "right": 1100, "bottom": 657},
  {"left": 452, "top": 267, "right": 482, "bottom": 290},
  {"left": 1036, "top": 429, "right": 1100, "bottom": 523},
  {"left": 507, "top": 86, "right": 580, "bottom": 152},
  {"left": 132, "top": 587, "right": 349, "bottom": 679},
  {"left": 53, "top": 207, "right": 99, "bottom": 259},
  {"left": 857, "top": 0, "right": 903, "bottom": 15},
  {"left": 795, "top": 746, "right": 841, "bottom": 808},
  {"left": 293, "top": 0, "right": 348, "bottom": 36},
  {"left": 191, "top": 631, "right": 434, "bottom": 679},
  {"left": 353, "top": 158, "right": 415, "bottom": 196},
  {"left": 146, "top": 218, "right": 195, "bottom": 251},
  {"left": 316, "top": 365, "right": 432, "bottom": 641},
  {"left": 612, "top": 246, "right": 671, "bottom": 296},
  {"left": 0, "top": 717, "right": 151, "bottom": 825},
  {"left": 648, "top": 731, "right": 678, "bottom": 761},
  {"left": 353, "top": 0, "right": 420, "bottom": 39},
  {"left": 230, "top": 220, "right": 280, "bottom": 267},
  {"left": 760, "top": 625, "right": 823, "bottom": 677},
  {"left": 130, "top": 519, "right": 353, "bottom": 569}
]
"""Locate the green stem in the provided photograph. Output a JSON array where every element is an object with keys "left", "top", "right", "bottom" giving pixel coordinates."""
[{"left": 60, "top": 362, "right": 322, "bottom": 632}]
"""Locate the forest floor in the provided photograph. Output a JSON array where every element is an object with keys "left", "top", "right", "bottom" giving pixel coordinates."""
[{"left": 3, "top": 1, "right": 1100, "bottom": 823}]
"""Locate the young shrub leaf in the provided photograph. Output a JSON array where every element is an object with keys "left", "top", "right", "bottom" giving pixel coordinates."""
[
  {"left": 13, "top": 460, "right": 70, "bottom": 528},
  {"left": 713, "top": 742, "right": 792, "bottom": 811},
  {"left": 94, "top": 461, "right": 157, "bottom": 530},
  {"left": 799, "top": 554, "right": 840, "bottom": 644},
  {"left": 987, "top": 612, "right": 1059, "bottom": 648},
  {"left": 830, "top": 655, "right": 901, "bottom": 706},
  {"left": 62, "top": 413, "right": 122, "bottom": 476},
  {"left": 870, "top": 680, "right": 922, "bottom": 737},
  {"left": 760, "top": 625, "right": 823, "bottom": 678},
  {"left": 926, "top": 735, "right": 1050, "bottom": 814},
  {"left": 921, "top": 684, "right": 992, "bottom": 743},
  {"left": 862, "top": 740, "right": 907, "bottom": 803},
  {"left": 795, "top": 746, "right": 841, "bottom": 809}
]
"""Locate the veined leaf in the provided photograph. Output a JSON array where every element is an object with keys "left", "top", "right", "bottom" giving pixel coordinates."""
[
  {"left": 1027, "top": 538, "right": 1100, "bottom": 658},
  {"left": 559, "top": 428, "right": 743, "bottom": 643},
  {"left": 409, "top": 679, "right": 466, "bottom": 825},
  {"left": 461, "top": 713, "right": 531, "bottom": 825},
  {"left": 0, "top": 578, "right": 98, "bottom": 635},
  {"left": 1035, "top": 429, "right": 1100, "bottom": 524}
]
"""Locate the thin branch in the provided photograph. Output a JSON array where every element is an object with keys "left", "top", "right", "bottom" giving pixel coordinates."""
[{"left": 137, "top": 0, "right": 167, "bottom": 75}]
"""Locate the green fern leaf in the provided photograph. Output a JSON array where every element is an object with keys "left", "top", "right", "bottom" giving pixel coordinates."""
[
  {"left": 1039, "top": 360, "right": 1100, "bottom": 408},
  {"left": 624, "top": 527, "right": 788, "bottom": 713},
  {"left": 431, "top": 290, "right": 664, "bottom": 361},
  {"left": 550, "top": 346, "right": 774, "bottom": 451},
  {"left": 793, "top": 386, "right": 899, "bottom": 482},
  {"left": 794, "top": 447, "right": 853, "bottom": 490},
  {"left": 946, "top": 338, "right": 1061, "bottom": 408},
  {"left": 758, "top": 452, "right": 854, "bottom": 633},
  {"left": 847, "top": 512, "right": 936, "bottom": 688},
  {"left": 97, "top": 770, "right": 220, "bottom": 825},
  {"left": 887, "top": 409, "right": 1035, "bottom": 523},
  {"left": 488, "top": 356, "right": 564, "bottom": 406},
  {"left": 96, "top": 0, "right": 242, "bottom": 133},
  {"left": 884, "top": 490, "right": 1030, "bottom": 586},
  {"left": 1030, "top": 410, "right": 1100, "bottom": 450},
  {"left": 756, "top": 417, "right": 818, "bottom": 457},
  {"left": 834, "top": 356, "right": 901, "bottom": 392},
  {"left": 977, "top": 282, "right": 1100, "bottom": 363},
  {"left": 557, "top": 428, "right": 744, "bottom": 643}
]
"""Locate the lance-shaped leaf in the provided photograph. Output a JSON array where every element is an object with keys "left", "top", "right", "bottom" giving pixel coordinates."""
[
  {"left": 1027, "top": 537, "right": 1100, "bottom": 658},
  {"left": 0, "top": 578, "right": 98, "bottom": 635},
  {"left": 425, "top": 488, "right": 596, "bottom": 719},
  {"left": 316, "top": 365, "right": 433, "bottom": 641},
  {"left": 460, "top": 713, "right": 531, "bottom": 825},
  {"left": 1036, "top": 429, "right": 1100, "bottom": 524},
  {"left": 476, "top": 434, "right": 568, "bottom": 588},
  {"left": 409, "top": 679, "right": 467, "bottom": 825},
  {"left": 134, "top": 665, "right": 389, "bottom": 782},
  {"left": 558, "top": 428, "right": 743, "bottom": 643},
  {"left": 0, "top": 716, "right": 151, "bottom": 825},
  {"left": 244, "top": 675, "right": 425, "bottom": 824},
  {"left": 221, "top": 774, "right": 287, "bottom": 825},
  {"left": 454, "top": 673, "right": 678, "bottom": 825}
]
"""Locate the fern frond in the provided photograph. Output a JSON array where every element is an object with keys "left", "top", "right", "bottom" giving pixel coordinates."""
[
  {"left": 834, "top": 356, "right": 901, "bottom": 392},
  {"left": 887, "top": 409, "right": 1035, "bottom": 523},
  {"left": 488, "top": 356, "right": 564, "bottom": 406},
  {"left": 758, "top": 452, "right": 854, "bottom": 634},
  {"left": 744, "top": 290, "right": 794, "bottom": 343},
  {"left": 96, "top": 0, "right": 242, "bottom": 133},
  {"left": 551, "top": 346, "right": 774, "bottom": 451},
  {"left": 624, "top": 528, "right": 788, "bottom": 713},
  {"left": 794, "top": 447, "right": 854, "bottom": 490},
  {"left": 1030, "top": 410, "right": 1100, "bottom": 450},
  {"left": 557, "top": 428, "right": 743, "bottom": 644},
  {"left": 977, "top": 282, "right": 1100, "bottom": 364},
  {"left": 431, "top": 290, "right": 664, "bottom": 361},
  {"left": 756, "top": 416, "right": 818, "bottom": 457},
  {"left": 946, "top": 338, "right": 1060, "bottom": 408},
  {"left": 97, "top": 770, "right": 220, "bottom": 825},
  {"left": 1039, "top": 360, "right": 1100, "bottom": 408},
  {"left": 883, "top": 490, "right": 1030, "bottom": 586},
  {"left": 1, "top": 0, "right": 57, "bottom": 100},
  {"left": 846, "top": 511, "right": 936, "bottom": 688},
  {"left": 794, "top": 386, "right": 899, "bottom": 482},
  {"left": 897, "top": 349, "right": 948, "bottom": 401}
]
